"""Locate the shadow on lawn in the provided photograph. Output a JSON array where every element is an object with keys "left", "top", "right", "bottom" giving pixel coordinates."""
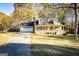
[
  {"left": 0, "top": 43, "right": 31, "bottom": 56},
  {"left": 31, "top": 44, "right": 79, "bottom": 56}
]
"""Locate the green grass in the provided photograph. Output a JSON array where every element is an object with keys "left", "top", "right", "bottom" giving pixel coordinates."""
[
  {"left": 66, "top": 34, "right": 79, "bottom": 37},
  {"left": 48, "top": 35, "right": 73, "bottom": 40},
  {"left": 48, "top": 34, "right": 79, "bottom": 40}
]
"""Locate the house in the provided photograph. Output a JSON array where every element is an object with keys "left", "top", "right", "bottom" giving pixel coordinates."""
[{"left": 35, "top": 19, "right": 66, "bottom": 35}]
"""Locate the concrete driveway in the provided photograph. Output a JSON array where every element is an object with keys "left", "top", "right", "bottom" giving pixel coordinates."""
[{"left": 0, "top": 33, "right": 32, "bottom": 56}]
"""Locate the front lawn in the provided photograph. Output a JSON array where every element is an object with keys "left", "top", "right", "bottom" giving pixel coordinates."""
[
  {"left": 0, "top": 32, "right": 18, "bottom": 46},
  {"left": 31, "top": 34, "right": 79, "bottom": 56}
]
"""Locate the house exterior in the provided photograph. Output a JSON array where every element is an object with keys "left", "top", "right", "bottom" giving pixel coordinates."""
[{"left": 35, "top": 19, "right": 66, "bottom": 35}]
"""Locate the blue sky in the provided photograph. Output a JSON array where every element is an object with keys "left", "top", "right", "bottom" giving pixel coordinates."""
[{"left": 0, "top": 3, "right": 14, "bottom": 15}]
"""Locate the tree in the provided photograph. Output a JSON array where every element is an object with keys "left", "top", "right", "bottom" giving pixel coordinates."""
[
  {"left": 50, "top": 3, "right": 79, "bottom": 40},
  {"left": 13, "top": 3, "right": 38, "bottom": 21},
  {"left": 13, "top": 3, "right": 39, "bottom": 33},
  {"left": 74, "top": 3, "right": 78, "bottom": 40},
  {"left": 0, "top": 12, "right": 12, "bottom": 32}
]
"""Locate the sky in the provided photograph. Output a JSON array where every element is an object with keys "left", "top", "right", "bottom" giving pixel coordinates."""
[{"left": 0, "top": 3, "right": 14, "bottom": 15}]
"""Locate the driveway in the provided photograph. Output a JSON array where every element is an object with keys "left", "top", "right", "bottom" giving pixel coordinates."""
[{"left": 0, "top": 33, "right": 32, "bottom": 56}]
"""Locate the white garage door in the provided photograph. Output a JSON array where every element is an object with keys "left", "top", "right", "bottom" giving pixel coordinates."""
[{"left": 20, "top": 27, "right": 33, "bottom": 32}]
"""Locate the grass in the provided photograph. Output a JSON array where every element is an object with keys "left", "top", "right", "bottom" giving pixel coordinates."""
[
  {"left": 31, "top": 34, "right": 79, "bottom": 56},
  {"left": 0, "top": 37, "right": 8, "bottom": 45},
  {"left": 0, "top": 32, "right": 18, "bottom": 46}
]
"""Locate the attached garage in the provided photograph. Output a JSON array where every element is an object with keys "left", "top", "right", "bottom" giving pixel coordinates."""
[{"left": 20, "top": 26, "right": 33, "bottom": 33}]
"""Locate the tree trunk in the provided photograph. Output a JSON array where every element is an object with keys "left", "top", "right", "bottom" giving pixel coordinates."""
[
  {"left": 74, "top": 3, "right": 78, "bottom": 40},
  {"left": 33, "top": 17, "right": 35, "bottom": 33}
]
